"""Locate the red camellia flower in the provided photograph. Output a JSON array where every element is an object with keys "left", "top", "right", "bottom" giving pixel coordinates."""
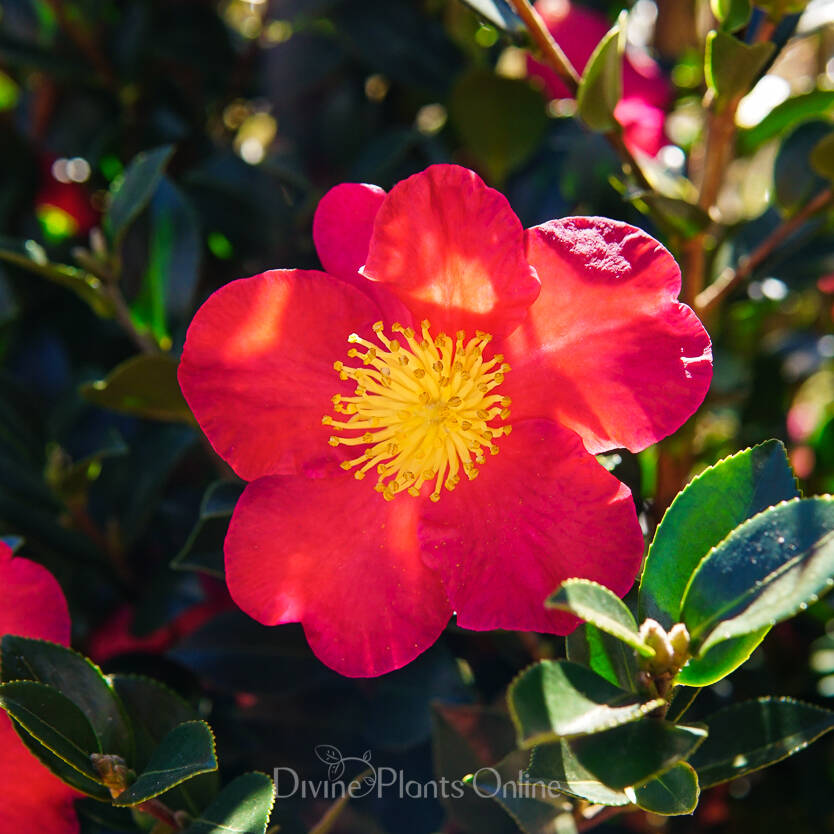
[
  {"left": 0, "top": 542, "right": 79, "bottom": 833},
  {"left": 179, "top": 164, "right": 712, "bottom": 677},
  {"left": 527, "top": 0, "right": 672, "bottom": 157}
]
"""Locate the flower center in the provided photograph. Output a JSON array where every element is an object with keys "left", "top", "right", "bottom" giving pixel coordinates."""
[{"left": 323, "top": 320, "right": 512, "bottom": 502}]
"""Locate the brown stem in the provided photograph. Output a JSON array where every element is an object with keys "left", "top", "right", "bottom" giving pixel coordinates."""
[
  {"left": 696, "top": 187, "right": 834, "bottom": 316},
  {"left": 136, "top": 798, "right": 184, "bottom": 831},
  {"left": 507, "top": 0, "right": 580, "bottom": 94},
  {"left": 105, "top": 283, "right": 160, "bottom": 354}
]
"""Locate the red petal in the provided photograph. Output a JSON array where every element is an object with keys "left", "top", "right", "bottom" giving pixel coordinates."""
[
  {"left": 225, "top": 475, "right": 452, "bottom": 676},
  {"left": 0, "top": 543, "right": 78, "bottom": 834},
  {"left": 179, "top": 269, "right": 383, "bottom": 480},
  {"left": 418, "top": 420, "right": 644, "bottom": 633},
  {"left": 616, "top": 97, "right": 667, "bottom": 158},
  {"left": 361, "top": 164, "right": 540, "bottom": 337},
  {"left": 500, "top": 218, "right": 712, "bottom": 453},
  {"left": 312, "top": 183, "right": 409, "bottom": 322},
  {"left": 0, "top": 543, "right": 70, "bottom": 645}
]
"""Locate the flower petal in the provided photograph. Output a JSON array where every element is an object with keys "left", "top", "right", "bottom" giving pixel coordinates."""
[
  {"left": 615, "top": 97, "right": 667, "bottom": 158},
  {"left": 418, "top": 420, "right": 644, "bottom": 634},
  {"left": 500, "top": 218, "right": 712, "bottom": 454},
  {"left": 0, "top": 543, "right": 70, "bottom": 645},
  {"left": 179, "top": 269, "right": 383, "bottom": 480},
  {"left": 225, "top": 474, "right": 452, "bottom": 677},
  {"left": 361, "top": 164, "right": 540, "bottom": 337}
]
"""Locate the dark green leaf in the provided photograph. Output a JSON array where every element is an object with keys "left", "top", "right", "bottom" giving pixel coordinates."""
[
  {"left": 704, "top": 30, "right": 774, "bottom": 107},
  {"left": 810, "top": 132, "right": 834, "bottom": 182},
  {"left": 525, "top": 742, "right": 630, "bottom": 806},
  {"left": 775, "top": 121, "right": 832, "bottom": 213},
  {"left": 689, "top": 697, "right": 834, "bottom": 788},
  {"left": 113, "top": 721, "right": 217, "bottom": 807},
  {"left": 569, "top": 721, "right": 707, "bottom": 790},
  {"left": 710, "top": 0, "right": 752, "bottom": 31},
  {"left": 631, "top": 194, "right": 711, "bottom": 240},
  {"left": 1, "top": 636, "right": 132, "bottom": 759},
  {"left": 508, "top": 660, "right": 663, "bottom": 747},
  {"left": 449, "top": 70, "right": 548, "bottom": 184},
  {"left": 182, "top": 772, "right": 275, "bottom": 834},
  {"left": 81, "top": 354, "right": 194, "bottom": 423},
  {"left": 0, "top": 247, "right": 114, "bottom": 317},
  {"left": 632, "top": 762, "right": 699, "bottom": 816},
  {"left": 105, "top": 146, "right": 175, "bottom": 242},
  {"left": 0, "top": 680, "right": 101, "bottom": 778},
  {"left": 682, "top": 497, "right": 834, "bottom": 655},
  {"left": 576, "top": 12, "right": 625, "bottom": 132},
  {"left": 171, "top": 481, "right": 243, "bottom": 578},
  {"left": 547, "top": 580, "right": 652, "bottom": 657},
  {"left": 566, "top": 623, "right": 640, "bottom": 693},
  {"left": 737, "top": 91, "right": 834, "bottom": 154},
  {"left": 111, "top": 675, "right": 219, "bottom": 815},
  {"left": 455, "top": 0, "right": 525, "bottom": 34}
]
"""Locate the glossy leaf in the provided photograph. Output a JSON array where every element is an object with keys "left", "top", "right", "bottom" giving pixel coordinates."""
[
  {"left": 82, "top": 354, "right": 194, "bottom": 423},
  {"left": 449, "top": 70, "right": 548, "bottom": 184},
  {"left": 113, "top": 720, "right": 217, "bottom": 806},
  {"left": 810, "top": 132, "right": 834, "bottom": 183},
  {"left": 454, "top": 0, "right": 524, "bottom": 34},
  {"left": 631, "top": 762, "right": 699, "bottom": 816},
  {"left": 508, "top": 660, "right": 663, "bottom": 747},
  {"left": 568, "top": 721, "right": 707, "bottom": 790},
  {"left": 525, "top": 742, "right": 630, "bottom": 806},
  {"left": 105, "top": 145, "right": 174, "bottom": 242},
  {"left": 576, "top": 12, "right": 625, "bottom": 133},
  {"left": 547, "top": 579, "right": 652, "bottom": 657},
  {"left": 1, "top": 635, "right": 132, "bottom": 758},
  {"left": 566, "top": 623, "right": 640, "bottom": 693},
  {"left": 675, "top": 628, "right": 769, "bottom": 687},
  {"left": 0, "top": 680, "right": 102, "bottom": 778},
  {"left": 689, "top": 697, "right": 834, "bottom": 788},
  {"left": 737, "top": 91, "right": 834, "bottom": 154},
  {"left": 775, "top": 121, "right": 831, "bottom": 213},
  {"left": 704, "top": 30, "right": 774, "bottom": 108},
  {"left": 171, "top": 480, "right": 244, "bottom": 577},
  {"left": 182, "top": 772, "right": 275, "bottom": 834},
  {"left": 682, "top": 497, "right": 834, "bottom": 655},
  {"left": 710, "top": 0, "right": 751, "bottom": 31}
]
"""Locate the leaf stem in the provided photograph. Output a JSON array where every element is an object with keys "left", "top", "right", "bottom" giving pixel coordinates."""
[{"left": 136, "top": 798, "right": 185, "bottom": 831}]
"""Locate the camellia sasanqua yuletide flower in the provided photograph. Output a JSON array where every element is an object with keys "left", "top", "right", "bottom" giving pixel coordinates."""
[
  {"left": 526, "top": 0, "right": 672, "bottom": 157},
  {"left": 0, "top": 542, "right": 80, "bottom": 833},
  {"left": 178, "top": 163, "right": 712, "bottom": 677}
]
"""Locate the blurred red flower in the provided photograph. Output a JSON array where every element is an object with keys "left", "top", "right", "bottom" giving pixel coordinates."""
[
  {"left": 178, "top": 164, "right": 712, "bottom": 677},
  {"left": 527, "top": 0, "right": 672, "bottom": 157},
  {"left": 0, "top": 542, "right": 79, "bottom": 833}
]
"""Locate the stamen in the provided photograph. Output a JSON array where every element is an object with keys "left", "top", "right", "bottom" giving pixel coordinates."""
[{"left": 323, "top": 321, "right": 510, "bottom": 501}]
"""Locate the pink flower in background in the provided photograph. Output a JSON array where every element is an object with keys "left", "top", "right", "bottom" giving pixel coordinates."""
[
  {"left": 0, "top": 542, "right": 79, "bottom": 834},
  {"left": 527, "top": 0, "right": 672, "bottom": 157},
  {"left": 178, "top": 164, "right": 712, "bottom": 678}
]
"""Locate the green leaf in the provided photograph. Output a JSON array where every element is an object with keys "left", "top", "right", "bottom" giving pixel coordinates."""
[
  {"left": 0, "top": 247, "right": 115, "bottom": 317},
  {"left": 547, "top": 579, "right": 652, "bottom": 657},
  {"left": 569, "top": 721, "right": 707, "bottom": 790},
  {"left": 576, "top": 12, "right": 625, "bottom": 133},
  {"left": 675, "top": 628, "right": 769, "bottom": 686},
  {"left": 113, "top": 721, "right": 217, "bottom": 807},
  {"left": 182, "top": 772, "right": 275, "bottom": 834},
  {"left": 171, "top": 481, "right": 244, "bottom": 578},
  {"left": 0, "top": 680, "right": 102, "bottom": 778},
  {"left": 710, "top": 0, "right": 751, "bottom": 31},
  {"left": 111, "top": 675, "right": 219, "bottom": 815},
  {"left": 682, "top": 496, "right": 834, "bottom": 655},
  {"left": 811, "top": 132, "right": 834, "bottom": 182},
  {"left": 630, "top": 194, "right": 711, "bottom": 241},
  {"left": 508, "top": 660, "right": 663, "bottom": 747},
  {"left": 689, "top": 697, "right": 834, "bottom": 788},
  {"left": 449, "top": 70, "right": 548, "bottom": 184},
  {"left": 131, "top": 177, "right": 202, "bottom": 349},
  {"left": 631, "top": 762, "right": 699, "bottom": 816},
  {"left": 639, "top": 440, "right": 797, "bottom": 683},
  {"left": 704, "top": 30, "right": 774, "bottom": 108},
  {"left": 455, "top": 0, "right": 525, "bottom": 34},
  {"left": 105, "top": 146, "right": 175, "bottom": 243},
  {"left": 1, "top": 636, "right": 132, "bottom": 759},
  {"left": 737, "top": 91, "right": 834, "bottom": 154},
  {"left": 525, "top": 742, "right": 630, "bottom": 806},
  {"left": 566, "top": 623, "right": 640, "bottom": 693},
  {"left": 755, "top": 0, "right": 808, "bottom": 17},
  {"left": 81, "top": 354, "right": 194, "bottom": 423}
]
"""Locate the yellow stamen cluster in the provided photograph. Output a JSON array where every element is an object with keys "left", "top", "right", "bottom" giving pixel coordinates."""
[{"left": 323, "top": 320, "right": 511, "bottom": 502}]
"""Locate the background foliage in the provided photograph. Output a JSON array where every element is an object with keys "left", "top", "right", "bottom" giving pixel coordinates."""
[{"left": 2, "top": 0, "right": 834, "bottom": 832}]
